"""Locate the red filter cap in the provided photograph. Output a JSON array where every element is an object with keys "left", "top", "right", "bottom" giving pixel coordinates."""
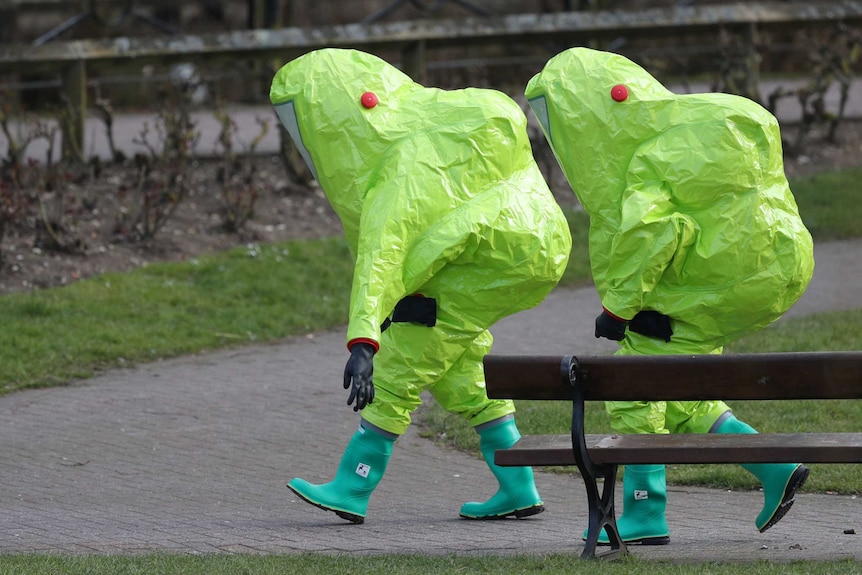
[{"left": 361, "top": 91, "right": 379, "bottom": 109}]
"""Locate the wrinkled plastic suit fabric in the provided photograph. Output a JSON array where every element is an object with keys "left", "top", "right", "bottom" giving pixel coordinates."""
[
  {"left": 526, "top": 47, "right": 814, "bottom": 357},
  {"left": 271, "top": 49, "right": 572, "bottom": 433},
  {"left": 527, "top": 48, "right": 814, "bottom": 435}
]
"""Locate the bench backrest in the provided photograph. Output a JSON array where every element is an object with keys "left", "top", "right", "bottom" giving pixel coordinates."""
[{"left": 483, "top": 352, "right": 862, "bottom": 401}]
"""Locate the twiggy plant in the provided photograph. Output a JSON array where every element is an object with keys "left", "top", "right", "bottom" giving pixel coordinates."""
[
  {"left": 213, "top": 101, "right": 269, "bottom": 232},
  {"left": 117, "top": 85, "right": 200, "bottom": 242},
  {"left": 767, "top": 24, "right": 862, "bottom": 149}
]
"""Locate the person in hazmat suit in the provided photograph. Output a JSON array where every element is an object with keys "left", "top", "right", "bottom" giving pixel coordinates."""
[
  {"left": 525, "top": 47, "right": 814, "bottom": 545},
  {"left": 270, "top": 48, "right": 572, "bottom": 524}
]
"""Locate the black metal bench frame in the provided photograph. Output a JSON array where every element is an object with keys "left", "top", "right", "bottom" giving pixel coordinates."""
[{"left": 483, "top": 352, "right": 862, "bottom": 560}]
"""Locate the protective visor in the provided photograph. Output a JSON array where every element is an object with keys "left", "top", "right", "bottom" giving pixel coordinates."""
[
  {"left": 527, "top": 95, "right": 553, "bottom": 146},
  {"left": 273, "top": 100, "right": 318, "bottom": 181}
]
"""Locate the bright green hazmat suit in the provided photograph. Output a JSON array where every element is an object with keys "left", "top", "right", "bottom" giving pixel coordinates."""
[
  {"left": 526, "top": 48, "right": 814, "bottom": 543},
  {"left": 270, "top": 48, "right": 572, "bottom": 523}
]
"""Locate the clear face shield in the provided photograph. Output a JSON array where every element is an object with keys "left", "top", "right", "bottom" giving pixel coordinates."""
[
  {"left": 527, "top": 95, "right": 553, "bottom": 147},
  {"left": 273, "top": 100, "right": 319, "bottom": 181}
]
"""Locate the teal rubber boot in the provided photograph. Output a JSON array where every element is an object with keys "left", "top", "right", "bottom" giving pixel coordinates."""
[
  {"left": 714, "top": 414, "right": 809, "bottom": 532},
  {"left": 459, "top": 417, "right": 545, "bottom": 519},
  {"left": 585, "top": 464, "right": 670, "bottom": 545},
  {"left": 287, "top": 423, "right": 396, "bottom": 524}
]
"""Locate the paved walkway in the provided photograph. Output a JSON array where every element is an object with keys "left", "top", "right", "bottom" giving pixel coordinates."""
[{"left": 1, "top": 238, "right": 860, "bottom": 562}]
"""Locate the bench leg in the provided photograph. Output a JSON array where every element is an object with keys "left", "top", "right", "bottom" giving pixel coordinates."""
[{"left": 580, "top": 463, "right": 627, "bottom": 560}]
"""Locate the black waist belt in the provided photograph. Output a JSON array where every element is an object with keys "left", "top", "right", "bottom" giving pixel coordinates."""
[{"left": 380, "top": 295, "right": 437, "bottom": 332}]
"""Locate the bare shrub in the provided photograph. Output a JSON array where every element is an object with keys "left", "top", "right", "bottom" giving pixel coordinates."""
[
  {"left": 768, "top": 24, "right": 862, "bottom": 150},
  {"left": 213, "top": 101, "right": 271, "bottom": 232},
  {"left": 115, "top": 86, "right": 200, "bottom": 242}
]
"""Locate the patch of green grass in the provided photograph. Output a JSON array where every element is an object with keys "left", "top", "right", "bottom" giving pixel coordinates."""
[
  {"left": 729, "top": 309, "right": 862, "bottom": 353},
  {"left": 790, "top": 168, "right": 862, "bottom": 241},
  {"left": 0, "top": 238, "right": 354, "bottom": 394},
  {"left": 0, "top": 553, "right": 858, "bottom": 574}
]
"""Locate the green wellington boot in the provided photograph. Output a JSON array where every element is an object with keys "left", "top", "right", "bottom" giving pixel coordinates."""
[
  {"left": 586, "top": 464, "right": 671, "bottom": 545},
  {"left": 714, "top": 414, "right": 809, "bottom": 532},
  {"left": 459, "top": 416, "right": 545, "bottom": 519},
  {"left": 287, "top": 422, "right": 396, "bottom": 524}
]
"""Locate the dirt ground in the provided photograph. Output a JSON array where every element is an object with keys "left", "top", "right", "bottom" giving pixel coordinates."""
[
  {"left": 0, "top": 155, "right": 343, "bottom": 295},
  {"left": 1, "top": 120, "right": 860, "bottom": 296}
]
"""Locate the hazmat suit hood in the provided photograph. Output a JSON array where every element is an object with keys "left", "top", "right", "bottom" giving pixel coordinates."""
[
  {"left": 270, "top": 49, "right": 422, "bottom": 244},
  {"left": 526, "top": 49, "right": 674, "bottom": 220},
  {"left": 526, "top": 48, "right": 814, "bottom": 349}
]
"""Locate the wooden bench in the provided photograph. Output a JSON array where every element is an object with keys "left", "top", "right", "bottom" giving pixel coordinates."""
[{"left": 483, "top": 352, "right": 862, "bottom": 560}]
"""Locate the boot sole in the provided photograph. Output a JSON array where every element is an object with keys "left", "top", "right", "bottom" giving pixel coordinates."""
[
  {"left": 759, "top": 464, "right": 810, "bottom": 533},
  {"left": 460, "top": 504, "right": 545, "bottom": 520},
  {"left": 287, "top": 484, "right": 365, "bottom": 525}
]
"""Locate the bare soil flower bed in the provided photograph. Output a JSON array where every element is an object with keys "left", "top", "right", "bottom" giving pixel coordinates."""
[
  {"left": 1, "top": 121, "right": 860, "bottom": 297},
  {"left": 0, "top": 155, "right": 342, "bottom": 295}
]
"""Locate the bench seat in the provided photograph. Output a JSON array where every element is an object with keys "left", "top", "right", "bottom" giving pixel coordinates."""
[{"left": 497, "top": 432, "right": 862, "bottom": 466}]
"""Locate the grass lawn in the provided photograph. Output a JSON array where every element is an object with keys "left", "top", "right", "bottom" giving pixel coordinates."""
[{"left": 0, "top": 553, "right": 859, "bottom": 574}]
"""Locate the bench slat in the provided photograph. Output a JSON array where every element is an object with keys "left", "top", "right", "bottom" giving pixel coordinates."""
[
  {"left": 484, "top": 352, "right": 862, "bottom": 401},
  {"left": 496, "top": 433, "right": 862, "bottom": 466}
]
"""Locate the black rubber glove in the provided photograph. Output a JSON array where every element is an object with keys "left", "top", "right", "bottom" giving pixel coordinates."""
[
  {"left": 344, "top": 342, "right": 376, "bottom": 412},
  {"left": 595, "top": 310, "right": 627, "bottom": 341},
  {"left": 628, "top": 310, "right": 673, "bottom": 342}
]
